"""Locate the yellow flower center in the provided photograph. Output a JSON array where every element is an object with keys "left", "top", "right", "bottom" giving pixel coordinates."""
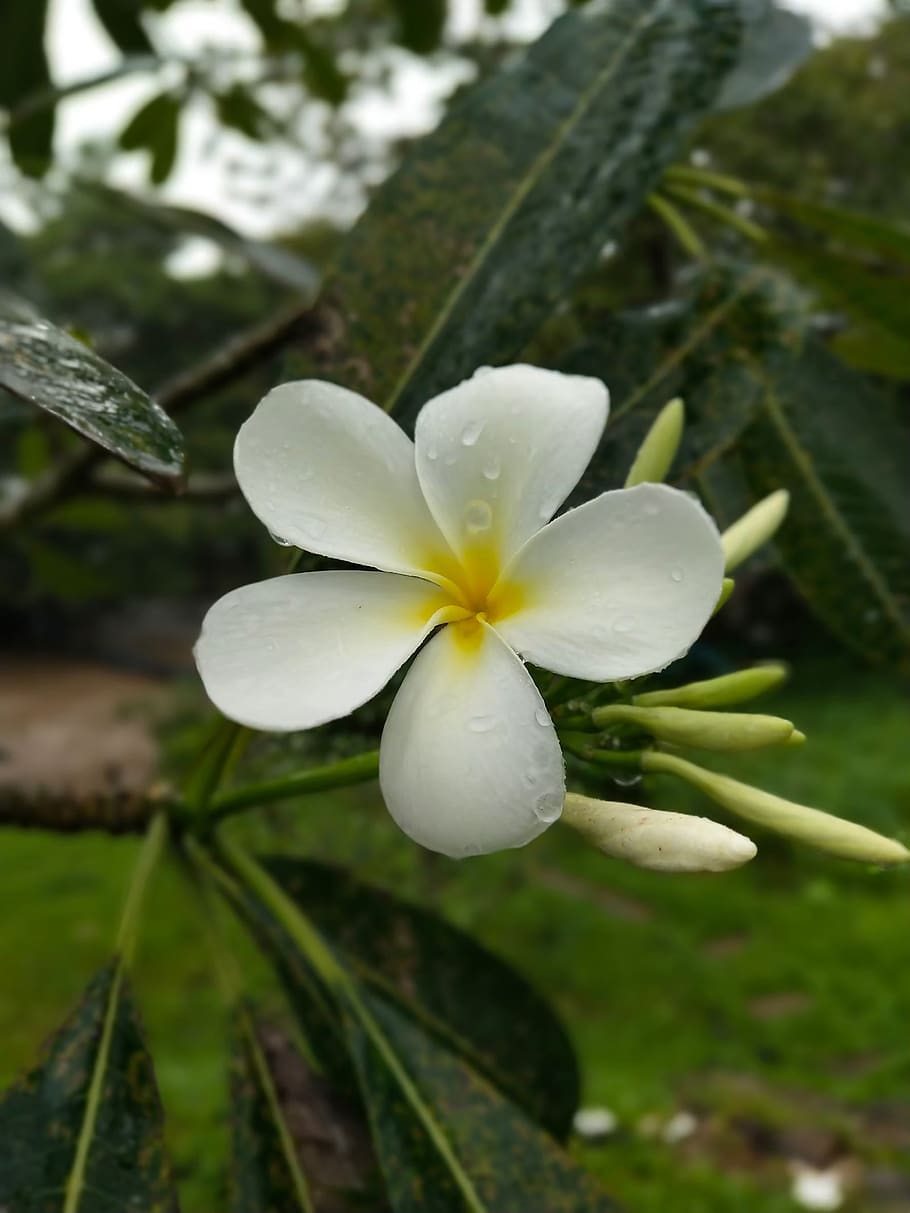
[{"left": 420, "top": 537, "right": 527, "bottom": 644}]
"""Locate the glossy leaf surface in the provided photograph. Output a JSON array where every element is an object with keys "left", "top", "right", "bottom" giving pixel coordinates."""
[{"left": 0, "top": 293, "right": 185, "bottom": 486}]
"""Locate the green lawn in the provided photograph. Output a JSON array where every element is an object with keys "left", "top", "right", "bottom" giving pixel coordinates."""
[{"left": 2, "top": 657, "right": 908, "bottom": 1211}]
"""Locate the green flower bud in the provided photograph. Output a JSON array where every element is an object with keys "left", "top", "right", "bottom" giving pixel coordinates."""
[
  {"left": 624, "top": 397, "right": 685, "bottom": 487},
  {"left": 592, "top": 703, "right": 795, "bottom": 751},
  {"left": 633, "top": 663, "right": 789, "bottom": 710},
  {"left": 562, "top": 792, "right": 757, "bottom": 873},
  {"left": 712, "top": 577, "right": 735, "bottom": 615},
  {"left": 643, "top": 751, "right": 910, "bottom": 865},
  {"left": 721, "top": 489, "right": 790, "bottom": 572}
]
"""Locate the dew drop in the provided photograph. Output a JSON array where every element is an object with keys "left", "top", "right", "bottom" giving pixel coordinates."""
[
  {"left": 268, "top": 530, "right": 294, "bottom": 547},
  {"left": 461, "top": 842, "right": 483, "bottom": 857},
  {"left": 468, "top": 714, "right": 498, "bottom": 733},
  {"left": 534, "top": 708, "right": 552, "bottom": 728},
  {"left": 426, "top": 444, "right": 439, "bottom": 462},
  {"left": 670, "top": 566, "right": 684, "bottom": 583},
  {"left": 482, "top": 455, "right": 501, "bottom": 481},
  {"left": 461, "top": 420, "right": 485, "bottom": 447},
  {"left": 613, "top": 617, "right": 634, "bottom": 634},
  {"left": 464, "top": 499, "right": 493, "bottom": 534},
  {"left": 533, "top": 791, "right": 563, "bottom": 823},
  {"left": 643, "top": 501, "right": 660, "bottom": 517},
  {"left": 612, "top": 772, "right": 642, "bottom": 789},
  {"left": 302, "top": 515, "right": 327, "bottom": 540}
]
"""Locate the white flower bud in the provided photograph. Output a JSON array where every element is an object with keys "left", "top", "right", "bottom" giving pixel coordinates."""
[
  {"left": 643, "top": 751, "right": 910, "bottom": 865},
  {"left": 712, "top": 577, "right": 735, "bottom": 614},
  {"left": 624, "top": 397, "right": 685, "bottom": 487},
  {"left": 592, "top": 703, "right": 795, "bottom": 751},
  {"left": 633, "top": 663, "right": 789, "bottom": 709},
  {"left": 721, "top": 489, "right": 790, "bottom": 572},
  {"left": 562, "top": 792, "right": 757, "bottom": 873}
]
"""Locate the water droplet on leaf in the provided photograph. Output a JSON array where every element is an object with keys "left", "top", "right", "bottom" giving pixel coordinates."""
[{"left": 464, "top": 499, "right": 493, "bottom": 534}]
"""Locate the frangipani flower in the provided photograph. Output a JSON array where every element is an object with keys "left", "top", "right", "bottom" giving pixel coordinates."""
[{"left": 195, "top": 365, "right": 724, "bottom": 857}]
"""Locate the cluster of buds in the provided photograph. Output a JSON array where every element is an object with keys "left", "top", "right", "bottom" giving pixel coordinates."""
[{"left": 550, "top": 399, "right": 908, "bottom": 874}]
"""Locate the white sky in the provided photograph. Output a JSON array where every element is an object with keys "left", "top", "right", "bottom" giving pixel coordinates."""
[{"left": 5, "top": 0, "right": 888, "bottom": 246}]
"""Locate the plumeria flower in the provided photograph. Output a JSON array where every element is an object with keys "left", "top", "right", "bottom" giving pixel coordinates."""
[{"left": 195, "top": 365, "right": 724, "bottom": 857}]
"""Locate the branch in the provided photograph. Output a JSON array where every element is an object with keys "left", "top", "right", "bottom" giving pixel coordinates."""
[
  {"left": 0, "top": 782, "right": 175, "bottom": 834},
  {"left": 88, "top": 468, "right": 240, "bottom": 501}
]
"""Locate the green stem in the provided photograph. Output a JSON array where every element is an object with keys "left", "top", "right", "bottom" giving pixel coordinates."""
[
  {"left": 207, "top": 749, "right": 380, "bottom": 824},
  {"left": 217, "top": 838, "right": 486, "bottom": 1213},
  {"left": 115, "top": 811, "right": 168, "bottom": 962},
  {"left": 664, "top": 182, "right": 769, "bottom": 245},
  {"left": 665, "top": 164, "right": 750, "bottom": 197},
  {"left": 648, "top": 191, "right": 707, "bottom": 260},
  {"left": 559, "top": 731, "right": 644, "bottom": 769}
]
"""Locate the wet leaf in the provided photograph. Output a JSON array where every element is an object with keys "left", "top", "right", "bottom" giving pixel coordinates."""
[
  {"left": 739, "top": 340, "right": 910, "bottom": 671},
  {"left": 343, "top": 989, "right": 619, "bottom": 1213},
  {"left": 299, "top": 0, "right": 742, "bottom": 424},
  {"left": 263, "top": 857, "right": 579, "bottom": 1140},
  {"left": 715, "top": 0, "right": 812, "bottom": 111},
  {"left": 561, "top": 263, "right": 800, "bottom": 498},
  {"left": 231, "top": 1011, "right": 384, "bottom": 1213},
  {"left": 0, "top": 293, "right": 185, "bottom": 486},
  {"left": 0, "top": 961, "right": 178, "bottom": 1212}
]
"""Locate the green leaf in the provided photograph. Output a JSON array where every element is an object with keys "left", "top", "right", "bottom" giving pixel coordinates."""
[
  {"left": 215, "top": 85, "right": 270, "bottom": 141},
  {"left": 300, "top": 0, "right": 742, "bottom": 424},
  {"left": 343, "top": 989, "right": 618, "bottom": 1213},
  {"left": 714, "top": 0, "right": 812, "bottom": 111},
  {"left": 220, "top": 845, "right": 619, "bottom": 1213},
  {"left": 0, "top": 962, "right": 178, "bottom": 1212},
  {"left": 0, "top": 292, "right": 185, "bottom": 486},
  {"left": 831, "top": 323, "right": 910, "bottom": 380},
  {"left": 388, "top": 0, "right": 447, "bottom": 53},
  {"left": 119, "top": 91, "right": 181, "bottom": 184},
  {"left": 263, "top": 858, "right": 579, "bottom": 1140},
  {"left": 738, "top": 340, "right": 910, "bottom": 671},
  {"left": 754, "top": 188, "right": 910, "bottom": 262},
  {"left": 0, "top": 0, "right": 54, "bottom": 173},
  {"left": 90, "top": 0, "right": 153, "bottom": 53},
  {"left": 231, "top": 1011, "right": 383, "bottom": 1213},
  {"left": 561, "top": 263, "right": 799, "bottom": 497},
  {"left": 238, "top": 0, "right": 347, "bottom": 103}
]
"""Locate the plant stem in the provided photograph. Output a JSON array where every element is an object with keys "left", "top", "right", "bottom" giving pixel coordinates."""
[
  {"left": 648, "top": 191, "right": 707, "bottom": 260},
  {"left": 207, "top": 749, "right": 380, "bottom": 823}
]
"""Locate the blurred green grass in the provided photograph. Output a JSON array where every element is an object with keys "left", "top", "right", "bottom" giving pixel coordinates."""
[{"left": 1, "top": 657, "right": 908, "bottom": 1211}]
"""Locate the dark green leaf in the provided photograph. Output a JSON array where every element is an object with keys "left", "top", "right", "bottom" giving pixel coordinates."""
[
  {"left": 388, "top": 0, "right": 447, "bottom": 53},
  {"left": 263, "top": 858, "right": 579, "bottom": 1140},
  {"left": 0, "top": 0, "right": 54, "bottom": 173},
  {"left": 562, "top": 263, "right": 800, "bottom": 498},
  {"left": 119, "top": 91, "right": 181, "bottom": 184},
  {"left": 299, "top": 0, "right": 742, "bottom": 425},
  {"left": 0, "top": 292, "right": 185, "bottom": 486},
  {"left": 238, "top": 0, "right": 347, "bottom": 103},
  {"left": 231, "top": 1011, "right": 383, "bottom": 1213},
  {"left": 715, "top": 0, "right": 812, "bottom": 111},
  {"left": 91, "top": 0, "right": 153, "bottom": 53},
  {"left": 0, "top": 961, "right": 178, "bottom": 1212},
  {"left": 755, "top": 188, "right": 910, "bottom": 263},
  {"left": 831, "top": 323, "right": 910, "bottom": 380},
  {"left": 215, "top": 85, "right": 270, "bottom": 141},
  {"left": 739, "top": 340, "right": 910, "bottom": 671},
  {"left": 344, "top": 989, "right": 619, "bottom": 1213}
]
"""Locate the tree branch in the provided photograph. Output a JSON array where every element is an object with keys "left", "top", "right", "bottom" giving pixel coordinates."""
[{"left": 0, "top": 783, "right": 174, "bottom": 834}]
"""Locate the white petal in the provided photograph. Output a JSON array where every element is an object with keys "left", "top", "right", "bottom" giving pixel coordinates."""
[
  {"left": 414, "top": 365, "right": 608, "bottom": 581},
  {"left": 194, "top": 571, "right": 452, "bottom": 731},
  {"left": 495, "top": 483, "right": 724, "bottom": 681},
  {"left": 235, "top": 380, "right": 453, "bottom": 578},
  {"left": 379, "top": 621, "right": 565, "bottom": 857}
]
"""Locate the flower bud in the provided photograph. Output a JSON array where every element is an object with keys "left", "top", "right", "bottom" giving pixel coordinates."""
[
  {"left": 721, "top": 489, "right": 789, "bottom": 572},
  {"left": 624, "top": 398, "right": 685, "bottom": 487},
  {"left": 561, "top": 792, "right": 757, "bottom": 873},
  {"left": 712, "top": 577, "right": 735, "bottom": 615},
  {"left": 633, "top": 663, "right": 789, "bottom": 710},
  {"left": 643, "top": 751, "right": 910, "bottom": 865},
  {"left": 592, "top": 703, "right": 795, "bottom": 751}
]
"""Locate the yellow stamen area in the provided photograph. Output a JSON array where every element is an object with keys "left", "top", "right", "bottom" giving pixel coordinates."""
[{"left": 411, "top": 537, "right": 530, "bottom": 643}]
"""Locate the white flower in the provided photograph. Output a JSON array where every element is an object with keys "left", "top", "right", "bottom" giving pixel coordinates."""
[{"left": 194, "top": 364, "right": 723, "bottom": 858}]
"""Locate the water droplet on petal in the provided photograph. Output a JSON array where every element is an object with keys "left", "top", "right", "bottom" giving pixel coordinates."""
[
  {"left": 426, "top": 444, "right": 439, "bottom": 462},
  {"left": 469, "top": 714, "right": 498, "bottom": 733},
  {"left": 461, "top": 841, "right": 483, "bottom": 857},
  {"left": 444, "top": 452, "right": 457, "bottom": 466},
  {"left": 301, "top": 514, "right": 327, "bottom": 540},
  {"left": 464, "top": 499, "right": 493, "bottom": 534},
  {"left": 644, "top": 502, "right": 660, "bottom": 517},
  {"left": 534, "top": 708, "right": 552, "bottom": 728},
  {"left": 268, "top": 530, "right": 294, "bottom": 547},
  {"left": 482, "top": 455, "right": 501, "bottom": 481},
  {"left": 670, "top": 566, "right": 684, "bottom": 583},
  {"left": 461, "top": 420, "right": 485, "bottom": 447},
  {"left": 533, "top": 791, "right": 563, "bottom": 823}
]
